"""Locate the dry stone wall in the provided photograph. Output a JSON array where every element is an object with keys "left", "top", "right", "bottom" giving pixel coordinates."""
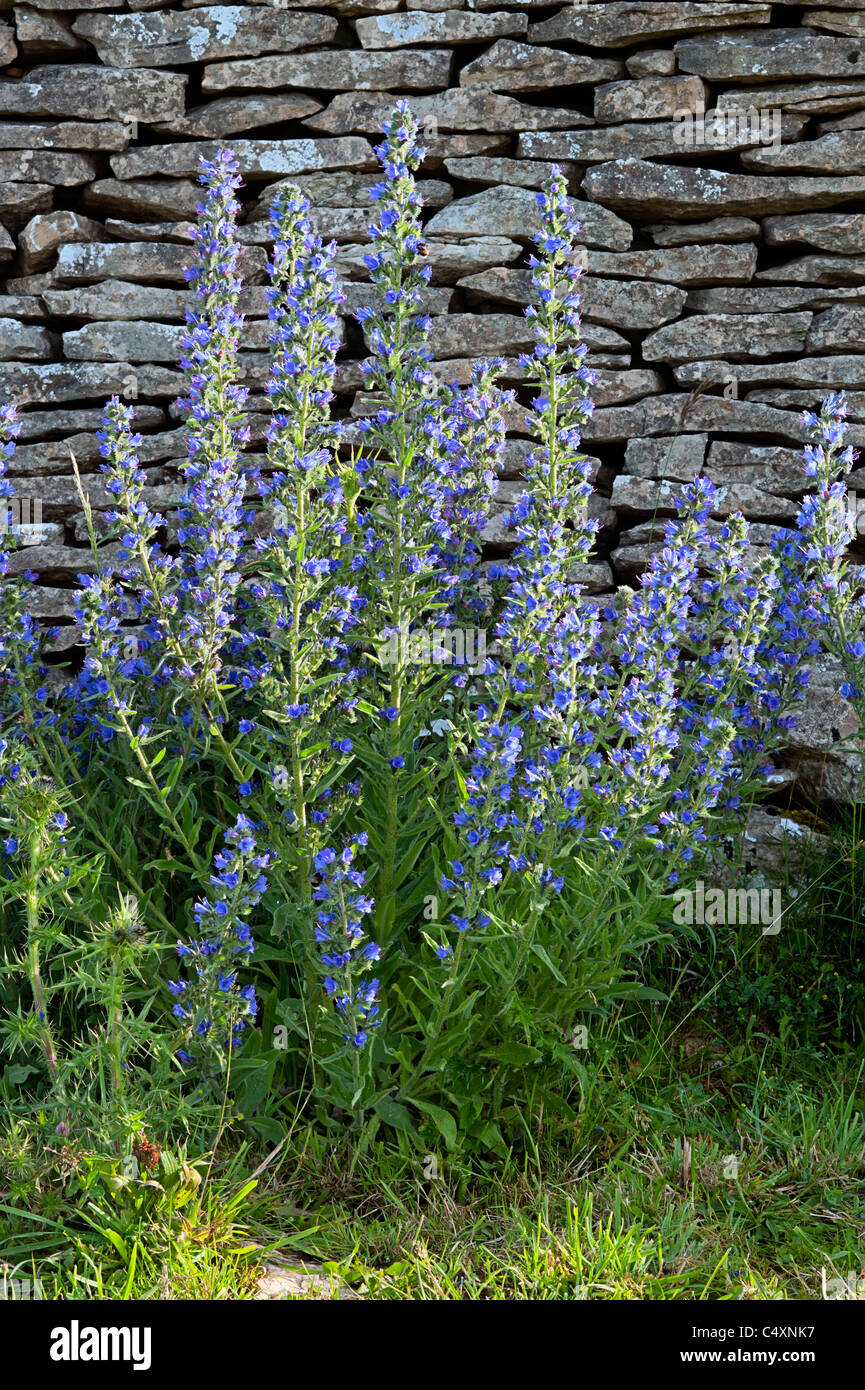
[{"left": 2, "top": 0, "right": 865, "bottom": 796}]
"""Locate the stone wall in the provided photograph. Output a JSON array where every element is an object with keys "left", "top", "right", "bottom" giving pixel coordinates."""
[{"left": 2, "top": 0, "right": 865, "bottom": 794}]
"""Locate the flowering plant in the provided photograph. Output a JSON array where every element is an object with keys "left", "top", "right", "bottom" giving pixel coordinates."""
[{"left": 0, "top": 105, "right": 856, "bottom": 1154}]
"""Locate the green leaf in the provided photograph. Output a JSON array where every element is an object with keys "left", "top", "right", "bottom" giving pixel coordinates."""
[
  {"left": 482, "top": 1041, "right": 542, "bottom": 1066},
  {"left": 529, "top": 942, "right": 567, "bottom": 984},
  {"left": 410, "top": 1099, "right": 458, "bottom": 1151},
  {"left": 373, "top": 1095, "right": 417, "bottom": 1136},
  {"left": 5, "top": 1064, "right": 38, "bottom": 1086}
]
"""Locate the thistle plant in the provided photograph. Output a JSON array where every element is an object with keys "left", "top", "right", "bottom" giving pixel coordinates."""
[{"left": 0, "top": 756, "right": 70, "bottom": 1104}]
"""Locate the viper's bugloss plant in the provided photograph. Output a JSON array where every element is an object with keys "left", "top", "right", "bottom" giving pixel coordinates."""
[
  {"left": 172, "top": 815, "right": 275, "bottom": 1085},
  {"left": 312, "top": 833, "right": 380, "bottom": 1054},
  {"left": 1, "top": 107, "right": 861, "bottom": 1158},
  {"left": 253, "top": 184, "right": 360, "bottom": 876},
  {"left": 787, "top": 394, "right": 865, "bottom": 755},
  {"left": 0, "top": 406, "right": 50, "bottom": 727},
  {"left": 421, "top": 177, "right": 807, "bottom": 1090},
  {"left": 349, "top": 104, "right": 507, "bottom": 951}
]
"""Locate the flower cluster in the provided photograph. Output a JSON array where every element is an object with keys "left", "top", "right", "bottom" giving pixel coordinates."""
[
  {"left": 787, "top": 392, "right": 864, "bottom": 712},
  {"left": 354, "top": 103, "right": 504, "bottom": 653},
  {"left": 252, "top": 183, "right": 363, "bottom": 850},
  {"left": 175, "top": 149, "right": 253, "bottom": 705},
  {"left": 0, "top": 405, "right": 46, "bottom": 719},
  {"left": 441, "top": 167, "right": 815, "bottom": 958},
  {"left": 94, "top": 396, "right": 176, "bottom": 678},
  {"left": 171, "top": 815, "right": 275, "bottom": 1074},
  {"left": 312, "top": 833, "right": 380, "bottom": 1048}
]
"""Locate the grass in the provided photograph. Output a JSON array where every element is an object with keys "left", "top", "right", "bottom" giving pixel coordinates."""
[
  {"left": 3, "top": 1011, "right": 862, "bottom": 1301},
  {"left": 3, "top": 815, "right": 865, "bottom": 1302},
  {"left": 234, "top": 1033, "right": 864, "bottom": 1301}
]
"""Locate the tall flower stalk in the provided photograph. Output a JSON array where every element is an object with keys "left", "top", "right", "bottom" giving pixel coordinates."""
[
  {"left": 787, "top": 392, "right": 865, "bottom": 780},
  {"left": 255, "top": 185, "right": 360, "bottom": 878},
  {"left": 176, "top": 150, "right": 252, "bottom": 725},
  {"left": 171, "top": 815, "right": 275, "bottom": 1084},
  {"left": 353, "top": 102, "right": 503, "bottom": 946}
]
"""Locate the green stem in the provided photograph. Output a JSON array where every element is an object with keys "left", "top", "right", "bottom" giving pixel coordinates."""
[{"left": 25, "top": 880, "right": 64, "bottom": 1101}]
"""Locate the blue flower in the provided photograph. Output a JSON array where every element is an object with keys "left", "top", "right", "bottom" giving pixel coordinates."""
[
  {"left": 172, "top": 815, "right": 275, "bottom": 1075},
  {"left": 311, "top": 834, "right": 380, "bottom": 1050}
]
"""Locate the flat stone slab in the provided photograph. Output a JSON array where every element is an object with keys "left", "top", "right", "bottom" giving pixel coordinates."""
[
  {"left": 458, "top": 266, "right": 687, "bottom": 330},
  {"left": 582, "top": 159, "right": 865, "bottom": 218},
  {"left": 625, "top": 433, "right": 708, "bottom": 480},
  {"left": 153, "top": 94, "right": 322, "bottom": 140},
  {"left": 202, "top": 48, "right": 453, "bottom": 93},
  {"left": 111, "top": 137, "right": 376, "bottom": 181},
  {"left": 716, "top": 79, "right": 865, "bottom": 114},
  {"left": 530, "top": 2, "right": 772, "bottom": 47},
  {"left": 0, "top": 318, "right": 54, "bottom": 361},
  {"left": 675, "top": 28, "right": 865, "bottom": 80},
  {"left": 18, "top": 209, "right": 102, "bottom": 273},
  {"left": 595, "top": 75, "right": 707, "bottom": 123},
  {"left": 0, "top": 151, "right": 97, "bottom": 185},
  {"left": 518, "top": 115, "right": 805, "bottom": 163},
  {"left": 584, "top": 243, "right": 757, "bottom": 286},
  {"left": 336, "top": 235, "right": 524, "bottom": 284},
  {"left": 0, "top": 359, "right": 141, "bottom": 405},
  {"left": 742, "top": 129, "right": 865, "bottom": 172},
  {"left": 647, "top": 217, "right": 760, "bottom": 245},
  {"left": 582, "top": 393, "right": 865, "bottom": 445},
  {"left": 688, "top": 285, "right": 865, "bottom": 312},
  {"left": 707, "top": 439, "right": 809, "bottom": 494},
  {"left": 0, "top": 182, "right": 54, "bottom": 230},
  {"left": 72, "top": 7, "right": 338, "bottom": 66},
  {"left": 807, "top": 305, "right": 865, "bottom": 352},
  {"left": 763, "top": 211, "right": 865, "bottom": 252},
  {"left": 801, "top": 8, "right": 865, "bottom": 38},
  {"left": 675, "top": 353, "right": 865, "bottom": 389},
  {"left": 643, "top": 310, "right": 812, "bottom": 363},
  {"left": 0, "top": 65, "right": 186, "bottom": 124},
  {"left": 355, "top": 10, "right": 527, "bottom": 48},
  {"left": 305, "top": 88, "right": 590, "bottom": 135},
  {"left": 83, "top": 179, "right": 203, "bottom": 221},
  {"left": 755, "top": 255, "right": 865, "bottom": 285},
  {"left": 425, "top": 185, "right": 632, "bottom": 250},
  {"left": 444, "top": 157, "right": 580, "bottom": 190},
  {"left": 0, "top": 121, "right": 129, "bottom": 150},
  {"left": 459, "top": 39, "right": 622, "bottom": 91}
]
